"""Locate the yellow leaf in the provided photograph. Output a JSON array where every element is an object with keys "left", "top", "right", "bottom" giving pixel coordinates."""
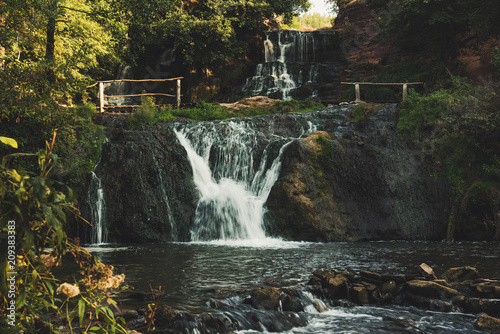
[{"left": 0, "top": 136, "right": 18, "bottom": 149}]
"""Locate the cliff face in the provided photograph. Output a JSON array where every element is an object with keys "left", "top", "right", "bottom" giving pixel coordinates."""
[
  {"left": 83, "top": 125, "right": 199, "bottom": 243},
  {"left": 84, "top": 105, "right": 452, "bottom": 243},
  {"left": 266, "top": 105, "right": 450, "bottom": 241}
]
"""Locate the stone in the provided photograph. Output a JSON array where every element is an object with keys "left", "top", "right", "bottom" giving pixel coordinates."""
[
  {"left": 313, "top": 269, "right": 336, "bottom": 286},
  {"left": 475, "top": 314, "right": 500, "bottom": 330},
  {"left": 405, "top": 280, "right": 458, "bottom": 299},
  {"left": 462, "top": 298, "right": 500, "bottom": 317},
  {"left": 313, "top": 299, "right": 330, "bottom": 312},
  {"left": 327, "top": 275, "right": 350, "bottom": 299},
  {"left": 381, "top": 274, "right": 406, "bottom": 283},
  {"left": 351, "top": 285, "right": 369, "bottom": 305},
  {"left": 404, "top": 292, "right": 453, "bottom": 312},
  {"left": 418, "top": 263, "right": 437, "bottom": 280},
  {"left": 441, "top": 266, "right": 480, "bottom": 284},
  {"left": 155, "top": 305, "right": 178, "bottom": 326},
  {"left": 379, "top": 280, "right": 397, "bottom": 295},
  {"left": 360, "top": 271, "right": 382, "bottom": 282},
  {"left": 246, "top": 287, "right": 282, "bottom": 310}
]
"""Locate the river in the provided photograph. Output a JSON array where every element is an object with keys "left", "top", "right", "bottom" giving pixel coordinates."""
[{"left": 85, "top": 240, "right": 500, "bottom": 333}]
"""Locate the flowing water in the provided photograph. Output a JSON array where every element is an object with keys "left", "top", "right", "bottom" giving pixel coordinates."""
[
  {"left": 88, "top": 241, "right": 500, "bottom": 333},
  {"left": 242, "top": 30, "right": 341, "bottom": 101},
  {"left": 174, "top": 121, "right": 293, "bottom": 241}
]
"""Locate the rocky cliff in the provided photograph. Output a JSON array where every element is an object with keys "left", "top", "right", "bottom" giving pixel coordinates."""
[
  {"left": 266, "top": 104, "right": 450, "bottom": 241},
  {"left": 82, "top": 122, "right": 199, "bottom": 243},
  {"left": 84, "top": 105, "right": 451, "bottom": 243}
]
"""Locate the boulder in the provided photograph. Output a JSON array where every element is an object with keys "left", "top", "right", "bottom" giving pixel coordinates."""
[
  {"left": 246, "top": 287, "right": 282, "bottom": 310},
  {"left": 313, "top": 299, "right": 330, "bottom": 312},
  {"left": 461, "top": 298, "right": 500, "bottom": 316},
  {"left": 418, "top": 263, "right": 438, "bottom": 280},
  {"left": 405, "top": 280, "right": 458, "bottom": 299},
  {"left": 475, "top": 314, "right": 500, "bottom": 330},
  {"left": 351, "top": 285, "right": 369, "bottom": 305},
  {"left": 441, "top": 266, "right": 480, "bottom": 284},
  {"left": 327, "top": 275, "right": 350, "bottom": 299},
  {"left": 155, "top": 305, "right": 179, "bottom": 326}
]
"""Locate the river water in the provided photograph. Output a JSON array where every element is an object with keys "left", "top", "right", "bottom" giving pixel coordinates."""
[{"left": 85, "top": 240, "right": 500, "bottom": 333}]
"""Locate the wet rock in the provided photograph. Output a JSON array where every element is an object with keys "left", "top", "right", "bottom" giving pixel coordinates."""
[
  {"left": 313, "top": 299, "right": 330, "bottom": 312},
  {"left": 405, "top": 280, "right": 458, "bottom": 299},
  {"left": 381, "top": 274, "right": 406, "bottom": 283},
  {"left": 246, "top": 287, "right": 282, "bottom": 310},
  {"left": 419, "top": 263, "right": 438, "bottom": 280},
  {"left": 441, "top": 266, "right": 480, "bottom": 284},
  {"left": 351, "top": 285, "right": 369, "bottom": 305},
  {"left": 474, "top": 314, "right": 500, "bottom": 330},
  {"left": 379, "top": 280, "right": 397, "bottom": 295},
  {"left": 404, "top": 292, "right": 453, "bottom": 312},
  {"left": 155, "top": 305, "right": 179, "bottom": 326},
  {"left": 461, "top": 298, "right": 500, "bottom": 316},
  {"left": 360, "top": 271, "right": 383, "bottom": 284},
  {"left": 327, "top": 274, "right": 350, "bottom": 299},
  {"left": 313, "top": 269, "right": 336, "bottom": 286}
]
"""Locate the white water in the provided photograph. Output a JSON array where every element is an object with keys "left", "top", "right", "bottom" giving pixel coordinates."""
[
  {"left": 88, "top": 171, "right": 107, "bottom": 245},
  {"left": 174, "top": 122, "right": 292, "bottom": 242},
  {"left": 105, "top": 65, "right": 133, "bottom": 106}
]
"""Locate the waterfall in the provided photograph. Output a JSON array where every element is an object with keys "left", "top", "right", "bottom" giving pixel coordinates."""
[
  {"left": 104, "top": 65, "right": 134, "bottom": 106},
  {"left": 174, "top": 121, "right": 292, "bottom": 241},
  {"left": 88, "top": 139, "right": 108, "bottom": 245},
  {"left": 241, "top": 30, "right": 341, "bottom": 102},
  {"left": 88, "top": 172, "right": 107, "bottom": 245}
]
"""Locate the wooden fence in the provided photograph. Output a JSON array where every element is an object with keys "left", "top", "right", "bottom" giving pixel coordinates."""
[
  {"left": 88, "top": 77, "right": 183, "bottom": 112},
  {"left": 340, "top": 82, "right": 424, "bottom": 103}
]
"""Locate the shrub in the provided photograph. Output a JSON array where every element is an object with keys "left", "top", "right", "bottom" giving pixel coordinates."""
[
  {"left": 129, "top": 96, "right": 158, "bottom": 128},
  {"left": 75, "top": 103, "right": 96, "bottom": 120}
]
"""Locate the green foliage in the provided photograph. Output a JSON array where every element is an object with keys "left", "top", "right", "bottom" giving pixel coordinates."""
[
  {"left": 172, "top": 101, "right": 229, "bottom": 121},
  {"left": 398, "top": 89, "right": 454, "bottom": 140},
  {"left": 0, "top": 134, "right": 131, "bottom": 333},
  {"left": 283, "top": 12, "right": 334, "bottom": 30},
  {"left": 75, "top": 103, "right": 97, "bottom": 121},
  {"left": 315, "top": 134, "right": 334, "bottom": 171},
  {"left": 365, "top": 0, "right": 500, "bottom": 59},
  {"left": 493, "top": 48, "right": 500, "bottom": 79},
  {"left": 129, "top": 96, "right": 158, "bottom": 127}
]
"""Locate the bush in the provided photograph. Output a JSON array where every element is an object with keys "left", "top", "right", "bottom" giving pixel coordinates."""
[
  {"left": 129, "top": 96, "right": 158, "bottom": 128},
  {"left": 75, "top": 103, "right": 96, "bottom": 120}
]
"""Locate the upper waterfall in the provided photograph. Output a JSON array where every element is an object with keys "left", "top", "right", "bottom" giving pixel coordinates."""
[{"left": 241, "top": 30, "right": 343, "bottom": 102}]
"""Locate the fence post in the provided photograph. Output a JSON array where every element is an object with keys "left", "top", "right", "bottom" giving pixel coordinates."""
[
  {"left": 402, "top": 84, "right": 408, "bottom": 100},
  {"left": 99, "top": 82, "right": 104, "bottom": 113},
  {"left": 176, "top": 79, "right": 181, "bottom": 109},
  {"left": 355, "top": 83, "right": 361, "bottom": 103}
]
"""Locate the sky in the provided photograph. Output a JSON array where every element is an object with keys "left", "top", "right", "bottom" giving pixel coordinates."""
[{"left": 307, "top": 0, "right": 333, "bottom": 15}]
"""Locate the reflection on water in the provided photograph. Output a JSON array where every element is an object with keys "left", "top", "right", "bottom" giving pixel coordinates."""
[{"left": 83, "top": 241, "right": 500, "bottom": 333}]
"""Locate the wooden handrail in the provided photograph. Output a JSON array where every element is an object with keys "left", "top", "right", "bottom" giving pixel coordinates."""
[
  {"left": 340, "top": 82, "right": 424, "bottom": 102},
  {"left": 90, "top": 77, "right": 183, "bottom": 112}
]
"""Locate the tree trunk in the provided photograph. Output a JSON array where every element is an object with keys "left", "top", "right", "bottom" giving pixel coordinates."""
[{"left": 45, "top": 1, "right": 58, "bottom": 82}]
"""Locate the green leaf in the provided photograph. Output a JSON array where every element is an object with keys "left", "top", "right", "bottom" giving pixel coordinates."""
[
  {"left": 17, "top": 290, "right": 26, "bottom": 309},
  {"left": 0, "top": 136, "right": 18, "bottom": 148},
  {"left": 78, "top": 298, "right": 86, "bottom": 326}
]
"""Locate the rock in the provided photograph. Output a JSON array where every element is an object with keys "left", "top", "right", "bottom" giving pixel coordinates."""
[
  {"left": 360, "top": 271, "right": 382, "bottom": 283},
  {"left": 281, "top": 294, "right": 304, "bottom": 312},
  {"left": 405, "top": 280, "right": 458, "bottom": 299},
  {"left": 351, "top": 285, "right": 369, "bottom": 305},
  {"left": 441, "top": 266, "right": 480, "bottom": 284},
  {"left": 155, "top": 305, "right": 179, "bottom": 326},
  {"left": 461, "top": 298, "right": 500, "bottom": 316},
  {"left": 246, "top": 287, "right": 282, "bottom": 310},
  {"left": 475, "top": 314, "right": 500, "bottom": 330},
  {"left": 313, "top": 269, "right": 336, "bottom": 286},
  {"left": 381, "top": 274, "right": 406, "bottom": 283},
  {"left": 379, "top": 280, "right": 397, "bottom": 295},
  {"left": 419, "top": 263, "right": 437, "bottom": 280},
  {"left": 121, "top": 309, "right": 139, "bottom": 320},
  {"left": 327, "top": 274, "right": 351, "bottom": 299},
  {"left": 404, "top": 292, "right": 453, "bottom": 312},
  {"left": 313, "top": 299, "right": 330, "bottom": 312}
]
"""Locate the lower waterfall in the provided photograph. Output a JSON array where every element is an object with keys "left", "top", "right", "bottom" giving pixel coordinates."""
[{"left": 174, "top": 121, "right": 293, "bottom": 241}]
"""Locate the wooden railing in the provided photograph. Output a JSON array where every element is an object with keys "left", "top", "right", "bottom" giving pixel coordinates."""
[
  {"left": 340, "top": 82, "right": 424, "bottom": 103},
  {"left": 88, "top": 77, "right": 183, "bottom": 112}
]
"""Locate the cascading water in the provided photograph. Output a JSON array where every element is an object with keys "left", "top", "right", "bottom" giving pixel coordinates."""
[
  {"left": 87, "top": 139, "right": 108, "bottom": 245},
  {"left": 104, "top": 65, "right": 134, "bottom": 106},
  {"left": 241, "top": 30, "right": 342, "bottom": 101},
  {"left": 174, "top": 121, "right": 293, "bottom": 241}
]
